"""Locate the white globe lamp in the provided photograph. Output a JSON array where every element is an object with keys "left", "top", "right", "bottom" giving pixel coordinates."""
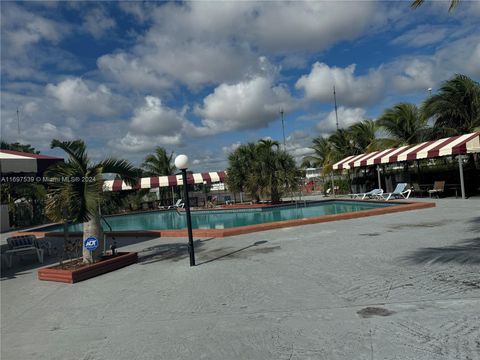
[{"left": 175, "top": 154, "right": 189, "bottom": 170}]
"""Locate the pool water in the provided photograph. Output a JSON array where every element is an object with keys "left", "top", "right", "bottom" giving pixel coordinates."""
[{"left": 39, "top": 200, "right": 395, "bottom": 232}]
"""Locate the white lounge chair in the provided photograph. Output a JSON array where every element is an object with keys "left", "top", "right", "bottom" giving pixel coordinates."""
[
  {"left": 5, "top": 235, "right": 49, "bottom": 268},
  {"left": 167, "top": 199, "right": 184, "bottom": 209},
  {"left": 382, "top": 183, "right": 411, "bottom": 201},
  {"left": 350, "top": 188, "right": 383, "bottom": 200}
]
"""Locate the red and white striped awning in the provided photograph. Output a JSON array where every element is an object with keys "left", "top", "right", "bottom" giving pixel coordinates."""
[
  {"left": 103, "top": 171, "right": 227, "bottom": 192},
  {"left": 333, "top": 132, "right": 480, "bottom": 170},
  {"left": 0, "top": 150, "right": 63, "bottom": 174}
]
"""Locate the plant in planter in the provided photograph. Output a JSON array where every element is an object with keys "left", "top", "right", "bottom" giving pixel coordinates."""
[{"left": 44, "top": 139, "right": 138, "bottom": 264}]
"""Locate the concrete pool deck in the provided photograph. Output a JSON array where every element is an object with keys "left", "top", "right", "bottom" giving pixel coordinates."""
[{"left": 1, "top": 198, "right": 479, "bottom": 359}]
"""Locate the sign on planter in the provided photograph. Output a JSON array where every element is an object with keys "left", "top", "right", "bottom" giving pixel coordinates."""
[{"left": 84, "top": 236, "right": 99, "bottom": 251}]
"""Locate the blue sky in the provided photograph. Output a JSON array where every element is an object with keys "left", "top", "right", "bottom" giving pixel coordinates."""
[{"left": 1, "top": 1, "right": 479, "bottom": 171}]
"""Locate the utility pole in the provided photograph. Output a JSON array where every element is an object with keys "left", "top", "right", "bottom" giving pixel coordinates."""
[
  {"left": 280, "top": 109, "right": 286, "bottom": 151},
  {"left": 16, "top": 107, "right": 21, "bottom": 137},
  {"left": 333, "top": 86, "right": 339, "bottom": 130}
]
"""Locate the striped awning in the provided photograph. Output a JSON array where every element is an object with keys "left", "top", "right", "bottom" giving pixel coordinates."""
[
  {"left": 0, "top": 150, "right": 63, "bottom": 174},
  {"left": 333, "top": 132, "right": 480, "bottom": 170},
  {"left": 103, "top": 171, "right": 227, "bottom": 192}
]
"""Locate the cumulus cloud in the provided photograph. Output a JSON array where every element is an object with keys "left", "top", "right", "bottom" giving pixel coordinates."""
[
  {"left": 130, "top": 96, "right": 187, "bottom": 136},
  {"left": 82, "top": 7, "right": 116, "bottom": 39},
  {"left": 46, "top": 78, "right": 118, "bottom": 116},
  {"left": 189, "top": 76, "right": 294, "bottom": 136},
  {"left": 295, "top": 63, "right": 384, "bottom": 107},
  {"left": 316, "top": 107, "right": 367, "bottom": 133},
  {"left": 110, "top": 132, "right": 182, "bottom": 154},
  {"left": 1, "top": 3, "right": 69, "bottom": 55},
  {"left": 104, "top": 1, "right": 382, "bottom": 91}
]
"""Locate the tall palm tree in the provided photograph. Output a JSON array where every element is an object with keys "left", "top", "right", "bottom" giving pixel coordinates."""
[
  {"left": 226, "top": 142, "right": 260, "bottom": 201},
  {"left": 422, "top": 74, "right": 480, "bottom": 136},
  {"left": 411, "top": 0, "right": 460, "bottom": 12},
  {"left": 142, "top": 147, "right": 176, "bottom": 176},
  {"left": 302, "top": 137, "right": 333, "bottom": 175},
  {"left": 377, "top": 103, "right": 429, "bottom": 146},
  {"left": 45, "top": 140, "right": 137, "bottom": 263}
]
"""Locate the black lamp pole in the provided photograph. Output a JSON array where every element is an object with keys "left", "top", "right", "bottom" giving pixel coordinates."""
[{"left": 181, "top": 168, "right": 195, "bottom": 266}]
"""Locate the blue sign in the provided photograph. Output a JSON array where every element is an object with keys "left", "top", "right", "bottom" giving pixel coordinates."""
[{"left": 84, "top": 236, "right": 99, "bottom": 251}]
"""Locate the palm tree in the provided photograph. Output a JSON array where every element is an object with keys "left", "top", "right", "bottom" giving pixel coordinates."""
[
  {"left": 377, "top": 103, "right": 429, "bottom": 146},
  {"left": 226, "top": 142, "right": 260, "bottom": 202},
  {"left": 45, "top": 140, "right": 137, "bottom": 263},
  {"left": 226, "top": 140, "right": 299, "bottom": 203},
  {"left": 302, "top": 137, "right": 332, "bottom": 175},
  {"left": 142, "top": 147, "right": 176, "bottom": 176},
  {"left": 422, "top": 74, "right": 480, "bottom": 136},
  {"left": 411, "top": 0, "right": 460, "bottom": 12}
]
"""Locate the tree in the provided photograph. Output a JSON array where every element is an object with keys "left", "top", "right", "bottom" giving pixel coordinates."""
[
  {"left": 411, "top": 0, "right": 460, "bottom": 12},
  {"left": 226, "top": 140, "right": 299, "bottom": 203},
  {"left": 45, "top": 140, "right": 137, "bottom": 263},
  {"left": 422, "top": 74, "right": 480, "bottom": 136},
  {"left": 226, "top": 142, "right": 261, "bottom": 202},
  {"left": 377, "top": 103, "right": 429, "bottom": 146},
  {"left": 142, "top": 147, "right": 176, "bottom": 176},
  {"left": 302, "top": 136, "right": 333, "bottom": 175},
  {"left": 0, "top": 141, "right": 39, "bottom": 154}
]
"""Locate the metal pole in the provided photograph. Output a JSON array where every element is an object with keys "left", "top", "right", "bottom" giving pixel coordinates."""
[
  {"left": 458, "top": 155, "right": 466, "bottom": 199},
  {"left": 331, "top": 172, "right": 335, "bottom": 197},
  {"left": 280, "top": 109, "right": 286, "bottom": 151},
  {"left": 181, "top": 169, "right": 195, "bottom": 266},
  {"left": 333, "top": 86, "right": 339, "bottom": 130},
  {"left": 376, "top": 166, "right": 382, "bottom": 189}
]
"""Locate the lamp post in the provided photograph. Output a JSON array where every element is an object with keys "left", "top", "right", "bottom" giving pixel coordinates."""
[{"left": 175, "top": 154, "right": 195, "bottom": 266}]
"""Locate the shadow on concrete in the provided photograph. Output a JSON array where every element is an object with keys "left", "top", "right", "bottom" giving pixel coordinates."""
[
  {"left": 1, "top": 255, "right": 60, "bottom": 281},
  {"left": 196, "top": 240, "right": 278, "bottom": 266},
  {"left": 402, "top": 237, "right": 480, "bottom": 265},
  {"left": 137, "top": 240, "right": 207, "bottom": 264},
  {"left": 467, "top": 216, "right": 480, "bottom": 233}
]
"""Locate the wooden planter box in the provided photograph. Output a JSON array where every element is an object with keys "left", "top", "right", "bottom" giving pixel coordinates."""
[{"left": 38, "top": 252, "right": 138, "bottom": 284}]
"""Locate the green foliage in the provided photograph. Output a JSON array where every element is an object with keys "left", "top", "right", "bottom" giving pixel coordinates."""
[
  {"left": 0, "top": 141, "right": 39, "bottom": 154},
  {"left": 377, "top": 103, "right": 429, "bottom": 145},
  {"left": 44, "top": 139, "right": 138, "bottom": 234},
  {"left": 142, "top": 147, "right": 176, "bottom": 176},
  {"left": 226, "top": 140, "right": 300, "bottom": 203},
  {"left": 422, "top": 74, "right": 480, "bottom": 136}
]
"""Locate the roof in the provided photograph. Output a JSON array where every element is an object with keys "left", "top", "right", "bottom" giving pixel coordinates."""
[
  {"left": 0, "top": 150, "right": 64, "bottom": 174},
  {"left": 333, "top": 132, "right": 480, "bottom": 171},
  {"left": 103, "top": 171, "right": 227, "bottom": 191}
]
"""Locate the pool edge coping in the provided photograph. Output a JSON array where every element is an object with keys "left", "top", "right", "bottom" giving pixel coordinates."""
[{"left": 16, "top": 200, "right": 436, "bottom": 239}]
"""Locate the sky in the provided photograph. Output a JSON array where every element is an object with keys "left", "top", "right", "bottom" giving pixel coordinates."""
[{"left": 1, "top": 1, "right": 479, "bottom": 172}]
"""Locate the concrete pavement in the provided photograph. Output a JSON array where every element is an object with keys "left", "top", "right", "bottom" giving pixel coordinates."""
[{"left": 1, "top": 198, "right": 479, "bottom": 359}]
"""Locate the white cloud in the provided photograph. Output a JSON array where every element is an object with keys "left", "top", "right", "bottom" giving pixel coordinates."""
[
  {"left": 130, "top": 96, "right": 187, "bottom": 136},
  {"left": 222, "top": 142, "right": 241, "bottom": 155},
  {"left": 105, "top": 1, "right": 384, "bottom": 91},
  {"left": 190, "top": 76, "right": 294, "bottom": 136},
  {"left": 296, "top": 62, "right": 384, "bottom": 107},
  {"left": 1, "top": 3, "right": 69, "bottom": 55},
  {"left": 82, "top": 7, "right": 116, "bottom": 39},
  {"left": 391, "top": 25, "right": 448, "bottom": 47},
  {"left": 317, "top": 107, "right": 367, "bottom": 133},
  {"left": 111, "top": 132, "right": 183, "bottom": 154},
  {"left": 46, "top": 78, "right": 118, "bottom": 117}
]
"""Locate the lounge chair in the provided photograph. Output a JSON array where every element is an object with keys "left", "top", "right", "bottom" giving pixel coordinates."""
[
  {"left": 5, "top": 235, "right": 51, "bottom": 268},
  {"left": 428, "top": 181, "right": 445, "bottom": 198},
  {"left": 167, "top": 199, "right": 184, "bottom": 209},
  {"left": 350, "top": 188, "right": 383, "bottom": 200},
  {"left": 382, "top": 183, "right": 411, "bottom": 201}
]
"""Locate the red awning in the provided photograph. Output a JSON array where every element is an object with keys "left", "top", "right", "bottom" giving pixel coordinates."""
[
  {"left": 0, "top": 150, "right": 64, "bottom": 174},
  {"left": 103, "top": 171, "right": 227, "bottom": 191},
  {"left": 333, "top": 132, "right": 480, "bottom": 170}
]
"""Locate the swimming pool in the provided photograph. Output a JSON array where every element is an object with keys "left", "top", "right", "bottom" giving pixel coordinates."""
[{"left": 38, "top": 200, "right": 396, "bottom": 232}]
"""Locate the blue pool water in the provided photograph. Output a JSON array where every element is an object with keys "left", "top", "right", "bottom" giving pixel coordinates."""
[{"left": 38, "top": 200, "right": 395, "bottom": 232}]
